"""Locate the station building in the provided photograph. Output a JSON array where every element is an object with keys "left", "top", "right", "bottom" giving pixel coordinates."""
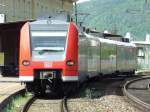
[
  {"left": 132, "top": 41, "right": 150, "bottom": 71},
  {"left": 0, "top": 0, "right": 76, "bottom": 22},
  {"left": 132, "top": 35, "right": 150, "bottom": 70},
  {"left": 0, "top": 0, "right": 77, "bottom": 76}
]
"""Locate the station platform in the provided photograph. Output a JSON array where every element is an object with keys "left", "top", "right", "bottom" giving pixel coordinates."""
[{"left": 0, "top": 76, "right": 20, "bottom": 82}]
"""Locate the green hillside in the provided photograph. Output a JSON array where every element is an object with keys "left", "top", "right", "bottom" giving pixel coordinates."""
[{"left": 77, "top": 0, "right": 150, "bottom": 40}]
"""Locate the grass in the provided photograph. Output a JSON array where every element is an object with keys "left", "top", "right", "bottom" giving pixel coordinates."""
[
  {"left": 78, "top": 82, "right": 97, "bottom": 99},
  {"left": 3, "top": 93, "right": 32, "bottom": 112}
]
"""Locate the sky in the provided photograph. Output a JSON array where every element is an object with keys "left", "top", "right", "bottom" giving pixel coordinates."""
[{"left": 77, "top": 0, "right": 90, "bottom": 4}]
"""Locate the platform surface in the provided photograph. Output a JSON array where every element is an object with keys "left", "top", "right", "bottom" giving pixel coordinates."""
[{"left": 0, "top": 76, "right": 20, "bottom": 82}]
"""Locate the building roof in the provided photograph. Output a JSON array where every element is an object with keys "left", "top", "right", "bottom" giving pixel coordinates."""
[
  {"left": 0, "top": 20, "right": 34, "bottom": 32},
  {"left": 132, "top": 41, "right": 150, "bottom": 45}
]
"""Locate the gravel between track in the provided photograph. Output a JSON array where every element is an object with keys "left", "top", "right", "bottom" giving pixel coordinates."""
[
  {"left": 22, "top": 76, "right": 145, "bottom": 112},
  {"left": 67, "top": 77, "right": 143, "bottom": 112},
  {"left": 27, "top": 99, "right": 62, "bottom": 112}
]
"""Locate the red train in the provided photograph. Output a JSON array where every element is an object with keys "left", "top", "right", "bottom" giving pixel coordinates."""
[{"left": 19, "top": 19, "right": 137, "bottom": 95}]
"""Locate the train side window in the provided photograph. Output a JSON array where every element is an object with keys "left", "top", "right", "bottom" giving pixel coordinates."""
[{"left": 137, "top": 47, "right": 145, "bottom": 58}]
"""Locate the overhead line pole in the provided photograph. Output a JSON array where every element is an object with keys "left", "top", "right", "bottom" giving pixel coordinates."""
[{"left": 74, "top": 2, "right": 78, "bottom": 24}]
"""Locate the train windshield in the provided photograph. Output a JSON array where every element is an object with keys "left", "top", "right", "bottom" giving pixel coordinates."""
[{"left": 31, "top": 31, "right": 67, "bottom": 61}]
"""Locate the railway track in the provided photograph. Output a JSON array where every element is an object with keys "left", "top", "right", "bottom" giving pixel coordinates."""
[
  {"left": 21, "top": 75, "right": 142, "bottom": 112},
  {"left": 123, "top": 76, "right": 150, "bottom": 112},
  {"left": 21, "top": 95, "right": 69, "bottom": 112}
]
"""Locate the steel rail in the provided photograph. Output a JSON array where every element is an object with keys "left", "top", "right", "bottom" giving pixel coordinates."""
[
  {"left": 62, "top": 96, "right": 69, "bottom": 112},
  {"left": 123, "top": 76, "right": 150, "bottom": 111},
  {"left": 21, "top": 95, "right": 69, "bottom": 112}
]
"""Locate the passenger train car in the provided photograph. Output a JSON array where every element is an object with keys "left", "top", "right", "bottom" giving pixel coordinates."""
[{"left": 19, "top": 19, "right": 137, "bottom": 95}]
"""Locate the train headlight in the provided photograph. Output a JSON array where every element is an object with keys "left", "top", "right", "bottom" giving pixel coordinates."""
[
  {"left": 67, "top": 60, "right": 75, "bottom": 66},
  {"left": 22, "top": 60, "right": 30, "bottom": 66}
]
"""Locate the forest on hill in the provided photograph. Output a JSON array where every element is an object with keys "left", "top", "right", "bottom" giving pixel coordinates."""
[{"left": 77, "top": 0, "right": 150, "bottom": 40}]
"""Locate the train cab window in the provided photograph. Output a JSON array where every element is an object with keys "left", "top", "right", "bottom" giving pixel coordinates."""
[
  {"left": 30, "top": 31, "right": 67, "bottom": 61},
  {"left": 31, "top": 31, "right": 67, "bottom": 48},
  {"left": 137, "top": 47, "right": 145, "bottom": 58}
]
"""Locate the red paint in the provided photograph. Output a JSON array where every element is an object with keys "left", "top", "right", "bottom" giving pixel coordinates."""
[
  {"left": 64, "top": 22, "right": 78, "bottom": 76},
  {"left": 19, "top": 22, "right": 79, "bottom": 79},
  {"left": 19, "top": 22, "right": 32, "bottom": 76}
]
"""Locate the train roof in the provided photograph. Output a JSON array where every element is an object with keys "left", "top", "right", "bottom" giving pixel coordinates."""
[
  {"left": 29, "top": 19, "right": 69, "bottom": 31},
  {"left": 29, "top": 19, "right": 69, "bottom": 25},
  {"left": 131, "top": 41, "right": 150, "bottom": 45},
  {"left": 30, "top": 12, "right": 71, "bottom": 25},
  {"left": 85, "top": 33, "right": 136, "bottom": 47}
]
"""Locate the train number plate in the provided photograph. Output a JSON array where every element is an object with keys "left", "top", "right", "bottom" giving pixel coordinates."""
[{"left": 40, "top": 71, "right": 56, "bottom": 79}]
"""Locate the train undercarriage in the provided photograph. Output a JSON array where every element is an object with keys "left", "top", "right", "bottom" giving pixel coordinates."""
[{"left": 25, "top": 70, "right": 79, "bottom": 96}]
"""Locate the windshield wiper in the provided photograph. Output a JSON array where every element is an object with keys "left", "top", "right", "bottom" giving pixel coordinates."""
[{"left": 38, "top": 49, "right": 64, "bottom": 55}]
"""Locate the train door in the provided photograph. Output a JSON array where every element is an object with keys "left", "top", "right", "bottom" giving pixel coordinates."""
[
  {"left": 117, "top": 45, "right": 127, "bottom": 72},
  {"left": 128, "top": 46, "right": 133, "bottom": 71},
  {"left": 100, "top": 42, "right": 116, "bottom": 74},
  {"left": 97, "top": 38, "right": 101, "bottom": 75},
  {"left": 128, "top": 46, "right": 137, "bottom": 71},
  {"left": 87, "top": 38, "right": 99, "bottom": 78},
  {"left": 78, "top": 35, "right": 88, "bottom": 82}
]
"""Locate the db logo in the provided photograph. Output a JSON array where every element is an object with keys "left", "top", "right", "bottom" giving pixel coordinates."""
[{"left": 44, "top": 62, "right": 52, "bottom": 68}]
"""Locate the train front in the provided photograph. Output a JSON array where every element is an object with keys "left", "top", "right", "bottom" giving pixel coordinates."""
[{"left": 19, "top": 20, "right": 78, "bottom": 95}]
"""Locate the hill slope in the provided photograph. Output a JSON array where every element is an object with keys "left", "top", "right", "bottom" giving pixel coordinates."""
[{"left": 77, "top": 0, "right": 150, "bottom": 40}]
